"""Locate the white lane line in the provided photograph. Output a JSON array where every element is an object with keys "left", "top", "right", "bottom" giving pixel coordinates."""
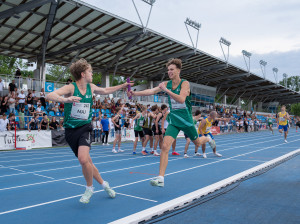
[
  {"left": 65, "top": 181, "right": 85, "bottom": 187},
  {"left": 33, "top": 174, "right": 54, "bottom": 180},
  {"left": 1, "top": 140, "right": 298, "bottom": 216},
  {"left": 116, "top": 192, "right": 158, "bottom": 203},
  {"left": 187, "top": 157, "right": 267, "bottom": 163}
]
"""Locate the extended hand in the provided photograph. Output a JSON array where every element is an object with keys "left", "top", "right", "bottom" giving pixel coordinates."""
[
  {"left": 159, "top": 82, "right": 167, "bottom": 91},
  {"left": 64, "top": 96, "right": 82, "bottom": 103}
]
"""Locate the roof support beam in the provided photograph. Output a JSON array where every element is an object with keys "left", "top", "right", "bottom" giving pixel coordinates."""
[
  {"left": 107, "top": 34, "right": 143, "bottom": 69},
  {"left": 117, "top": 50, "right": 195, "bottom": 69},
  {"left": 47, "top": 30, "right": 144, "bottom": 56},
  {"left": 201, "top": 72, "right": 248, "bottom": 85},
  {"left": 222, "top": 79, "right": 267, "bottom": 89},
  {"left": 0, "top": 0, "right": 54, "bottom": 20}
]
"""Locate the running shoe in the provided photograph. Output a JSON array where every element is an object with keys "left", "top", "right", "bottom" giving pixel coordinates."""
[
  {"left": 118, "top": 149, "right": 124, "bottom": 153},
  {"left": 150, "top": 151, "right": 154, "bottom": 154},
  {"left": 154, "top": 151, "right": 160, "bottom": 156},
  {"left": 102, "top": 143, "right": 105, "bottom": 145},
  {"left": 150, "top": 177, "right": 164, "bottom": 187},
  {"left": 184, "top": 153, "right": 189, "bottom": 158},
  {"left": 214, "top": 152, "right": 222, "bottom": 157},
  {"left": 103, "top": 181, "right": 116, "bottom": 198},
  {"left": 172, "top": 151, "right": 180, "bottom": 156},
  {"left": 79, "top": 187, "right": 94, "bottom": 203},
  {"left": 284, "top": 139, "right": 288, "bottom": 143},
  {"left": 112, "top": 149, "right": 117, "bottom": 153},
  {"left": 105, "top": 143, "right": 110, "bottom": 145},
  {"left": 141, "top": 150, "right": 148, "bottom": 156},
  {"left": 132, "top": 151, "right": 137, "bottom": 155},
  {"left": 194, "top": 152, "right": 202, "bottom": 156},
  {"left": 203, "top": 153, "right": 207, "bottom": 159}
]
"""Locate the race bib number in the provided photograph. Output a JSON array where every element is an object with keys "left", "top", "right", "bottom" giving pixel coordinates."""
[
  {"left": 171, "top": 98, "right": 186, "bottom": 110},
  {"left": 206, "top": 126, "right": 211, "bottom": 132},
  {"left": 280, "top": 117, "right": 285, "bottom": 121},
  {"left": 70, "top": 102, "right": 90, "bottom": 120},
  {"left": 139, "top": 120, "right": 144, "bottom": 126}
]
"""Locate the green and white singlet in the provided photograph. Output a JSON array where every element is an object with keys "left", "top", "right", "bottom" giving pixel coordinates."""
[
  {"left": 64, "top": 82, "right": 93, "bottom": 129},
  {"left": 134, "top": 114, "right": 145, "bottom": 131}
]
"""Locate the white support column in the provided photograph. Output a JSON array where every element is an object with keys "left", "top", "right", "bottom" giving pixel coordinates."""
[
  {"left": 238, "top": 97, "right": 241, "bottom": 107},
  {"left": 223, "top": 95, "right": 227, "bottom": 105},
  {"left": 258, "top": 102, "right": 263, "bottom": 111}
]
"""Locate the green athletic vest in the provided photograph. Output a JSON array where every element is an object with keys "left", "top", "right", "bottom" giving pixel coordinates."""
[
  {"left": 268, "top": 118, "right": 272, "bottom": 124},
  {"left": 134, "top": 114, "right": 144, "bottom": 131},
  {"left": 64, "top": 82, "right": 93, "bottom": 128},
  {"left": 143, "top": 113, "right": 153, "bottom": 129},
  {"left": 166, "top": 79, "right": 194, "bottom": 128}
]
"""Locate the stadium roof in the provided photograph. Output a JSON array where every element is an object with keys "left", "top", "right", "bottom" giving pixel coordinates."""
[{"left": 0, "top": 0, "right": 299, "bottom": 104}]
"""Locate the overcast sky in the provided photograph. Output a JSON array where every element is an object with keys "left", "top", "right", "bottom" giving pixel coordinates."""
[{"left": 83, "top": 0, "right": 300, "bottom": 82}]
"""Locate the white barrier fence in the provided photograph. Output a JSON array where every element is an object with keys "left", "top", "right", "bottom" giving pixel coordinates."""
[{"left": 0, "top": 130, "right": 52, "bottom": 150}]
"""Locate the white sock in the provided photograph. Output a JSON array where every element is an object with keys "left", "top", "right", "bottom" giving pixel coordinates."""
[
  {"left": 150, "top": 148, "right": 153, "bottom": 152},
  {"left": 86, "top": 185, "right": 94, "bottom": 192},
  {"left": 158, "top": 176, "right": 164, "bottom": 182},
  {"left": 142, "top": 147, "right": 145, "bottom": 151},
  {"left": 154, "top": 149, "right": 157, "bottom": 152},
  {"left": 113, "top": 148, "right": 115, "bottom": 150},
  {"left": 118, "top": 147, "right": 121, "bottom": 150},
  {"left": 101, "top": 182, "right": 108, "bottom": 189}
]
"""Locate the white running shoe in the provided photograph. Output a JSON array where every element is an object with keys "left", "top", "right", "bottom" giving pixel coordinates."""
[
  {"left": 150, "top": 177, "right": 164, "bottom": 187},
  {"left": 154, "top": 151, "right": 160, "bottom": 156},
  {"left": 79, "top": 187, "right": 94, "bottom": 203},
  {"left": 118, "top": 149, "right": 124, "bottom": 153},
  {"left": 103, "top": 181, "right": 116, "bottom": 198},
  {"left": 112, "top": 149, "right": 117, "bottom": 153},
  {"left": 203, "top": 153, "right": 207, "bottom": 159},
  {"left": 194, "top": 152, "right": 202, "bottom": 156},
  {"left": 106, "top": 143, "right": 110, "bottom": 145},
  {"left": 102, "top": 143, "right": 105, "bottom": 145},
  {"left": 284, "top": 139, "right": 288, "bottom": 143},
  {"left": 214, "top": 152, "right": 222, "bottom": 157},
  {"left": 184, "top": 154, "right": 189, "bottom": 158}
]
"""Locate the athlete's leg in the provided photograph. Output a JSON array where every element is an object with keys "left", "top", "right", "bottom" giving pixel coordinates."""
[
  {"left": 133, "top": 137, "right": 138, "bottom": 152},
  {"left": 149, "top": 135, "right": 153, "bottom": 149},
  {"left": 172, "top": 139, "right": 176, "bottom": 152},
  {"left": 184, "top": 137, "right": 190, "bottom": 154},
  {"left": 78, "top": 146, "right": 93, "bottom": 187},
  {"left": 159, "top": 135, "right": 175, "bottom": 176},
  {"left": 154, "top": 134, "right": 159, "bottom": 151}
]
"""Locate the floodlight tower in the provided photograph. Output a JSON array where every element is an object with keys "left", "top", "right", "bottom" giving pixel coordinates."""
[
  {"left": 184, "top": 17, "right": 201, "bottom": 53},
  {"left": 283, "top": 73, "right": 288, "bottom": 88},
  {"left": 132, "top": 0, "right": 156, "bottom": 33},
  {"left": 259, "top": 60, "right": 267, "bottom": 79},
  {"left": 272, "top": 67, "right": 278, "bottom": 84},
  {"left": 242, "top": 50, "right": 252, "bottom": 75},
  {"left": 219, "top": 37, "right": 231, "bottom": 65}
]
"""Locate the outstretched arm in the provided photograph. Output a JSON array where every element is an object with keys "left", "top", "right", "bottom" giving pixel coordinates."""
[
  {"left": 129, "top": 86, "right": 161, "bottom": 97},
  {"left": 91, "top": 82, "right": 133, "bottom": 95},
  {"left": 46, "top": 84, "right": 81, "bottom": 103}
]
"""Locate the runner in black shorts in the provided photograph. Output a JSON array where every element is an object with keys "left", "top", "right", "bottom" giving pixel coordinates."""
[
  {"left": 46, "top": 59, "right": 133, "bottom": 203},
  {"left": 141, "top": 105, "right": 157, "bottom": 155},
  {"left": 112, "top": 104, "right": 125, "bottom": 153},
  {"left": 131, "top": 106, "right": 147, "bottom": 154},
  {"left": 296, "top": 116, "right": 300, "bottom": 132},
  {"left": 152, "top": 104, "right": 168, "bottom": 156}
]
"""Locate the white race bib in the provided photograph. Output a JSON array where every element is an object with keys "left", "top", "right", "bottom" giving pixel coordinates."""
[
  {"left": 206, "top": 126, "right": 211, "bottom": 132},
  {"left": 280, "top": 117, "right": 285, "bottom": 121},
  {"left": 71, "top": 102, "right": 90, "bottom": 120},
  {"left": 139, "top": 120, "right": 144, "bottom": 126},
  {"left": 171, "top": 98, "right": 186, "bottom": 110}
]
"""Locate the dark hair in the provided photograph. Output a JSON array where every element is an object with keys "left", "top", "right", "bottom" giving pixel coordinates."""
[
  {"left": 161, "top": 104, "right": 167, "bottom": 111},
  {"left": 166, "top": 58, "right": 182, "bottom": 69},
  {"left": 104, "top": 114, "right": 107, "bottom": 116},
  {"left": 195, "top": 110, "right": 201, "bottom": 116},
  {"left": 151, "top": 104, "right": 158, "bottom": 112}
]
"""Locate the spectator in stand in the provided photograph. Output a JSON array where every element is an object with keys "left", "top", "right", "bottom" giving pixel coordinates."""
[
  {"left": 48, "top": 101, "right": 55, "bottom": 112},
  {"left": 39, "top": 88, "right": 46, "bottom": 108},
  {"left": 0, "top": 78, "right": 4, "bottom": 97},
  {"left": 32, "top": 90, "right": 37, "bottom": 105},
  {"left": 54, "top": 102, "right": 59, "bottom": 113},
  {"left": 96, "top": 82, "right": 101, "bottom": 87},
  {"left": 66, "top": 77, "right": 73, "bottom": 85},
  {"left": 96, "top": 99, "right": 101, "bottom": 109},
  {"left": 7, "top": 113, "right": 18, "bottom": 131},
  {"left": 40, "top": 115, "right": 49, "bottom": 130},
  {"left": 36, "top": 104, "right": 45, "bottom": 116},
  {"left": 15, "top": 68, "right": 21, "bottom": 88},
  {"left": 1, "top": 96, "right": 8, "bottom": 114},
  {"left": 9, "top": 80, "right": 16, "bottom": 94},
  {"left": 19, "top": 107, "right": 25, "bottom": 129},
  {"left": 244, "top": 116, "right": 249, "bottom": 132},
  {"left": 26, "top": 92, "right": 33, "bottom": 108},
  {"left": 101, "top": 114, "right": 110, "bottom": 145},
  {"left": 28, "top": 104, "right": 36, "bottom": 116},
  {"left": 28, "top": 114, "right": 40, "bottom": 131},
  {"left": 8, "top": 92, "right": 16, "bottom": 114},
  {"left": 17, "top": 90, "right": 26, "bottom": 109},
  {"left": 59, "top": 117, "right": 64, "bottom": 130},
  {"left": 59, "top": 103, "right": 64, "bottom": 113},
  {"left": 0, "top": 113, "right": 9, "bottom": 131},
  {"left": 49, "top": 117, "right": 59, "bottom": 130},
  {"left": 92, "top": 116, "right": 101, "bottom": 143},
  {"left": 37, "top": 99, "right": 42, "bottom": 107},
  {"left": 110, "top": 103, "right": 116, "bottom": 114}
]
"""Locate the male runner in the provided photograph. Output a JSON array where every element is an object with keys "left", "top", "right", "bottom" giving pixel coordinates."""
[
  {"left": 183, "top": 110, "right": 203, "bottom": 158},
  {"left": 276, "top": 105, "right": 291, "bottom": 142},
  {"left": 152, "top": 104, "right": 168, "bottom": 156},
  {"left": 196, "top": 111, "right": 223, "bottom": 158},
  {"left": 295, "top": 116, "right": 300, "bottom": 132},
  {"left": 47, "top": 58, "right": 133, "bottom": 203},
  {"left": 267, "top": 114, "right": 274, "bottom": 134},
  {"left": 141, "top": 105, "right": 157, "bottom": 155},
  {"left": 128, "top": 58, "right": 213, "bottom": 187},
  {"left": 130, "top": 106, "right": 146, "bottom": 154}
]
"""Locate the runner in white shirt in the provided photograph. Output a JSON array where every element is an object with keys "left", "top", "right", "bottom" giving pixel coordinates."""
[{"left": 0, "top": 114, "right": 9, "bottom": 132}]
